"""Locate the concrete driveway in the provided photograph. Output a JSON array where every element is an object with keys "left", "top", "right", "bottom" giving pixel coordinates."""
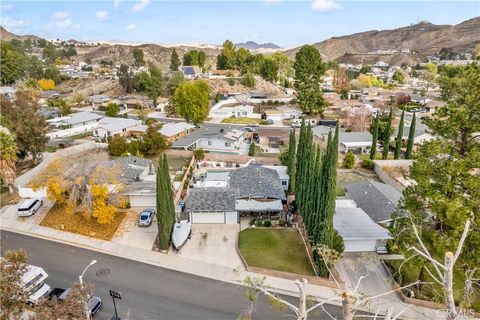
[
  {"left": 111, "top": 209, "right": 158, "bottom": 250},
  {"left": 173, "top": 224, "right": 244, "bottom": 269},
  {"left": 336, "top": 253, "right": 398, "bottom": 299}
]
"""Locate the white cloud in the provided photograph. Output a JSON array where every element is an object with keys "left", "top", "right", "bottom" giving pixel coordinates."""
[
  {"left": 311, "top": 0, "right": 341, "bottom": 12},
  {"left": 74, "top": 24, "right": 81, "bottom": 29},
  {"left": 1, "top": 17, "right": 28, "bottom": 28},
  {"left": 52, "top": 11, "right": 72, "bottom": 28},
  {"left": 1, "top": 4, "right": 13, "bottom": 11},
  {"left": 132, "top": 0, "right": 150, "bottom": 12},
  {"left": 95, "top": 10, "right": 109, "bottom": 21},
  {"left": 113, "top": 0, "right": 121, "bottom": 9},
  {"left": 126, "top": 23, "right": 136, "bottom": 30}
]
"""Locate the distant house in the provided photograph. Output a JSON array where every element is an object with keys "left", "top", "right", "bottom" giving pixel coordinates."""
[
  {"left": 129, "top": 124, "right": 149, "bottom": 138},
  {"left": 257, "top": 128, "right": 290, "bottom": 149},
  {"left": 250, "top": 92, "right": 268, "bottom": 99},
  {"left": 424, "top": 100, "right": 445, "bottom": 113},
  {"left": 314, "top": 128, "right": 372, "bottom": 154},
  {"left": 410, "top": 95, "right": 431, "bottom": 105},
  {"left": 40, "top": 90, "right": 60, "bottom": 100},
  {"left": 87, "top": 94, "right": 110, "bottom": 106},
  {"left": 159, "top": 122, "right": 196, "bottom": 142},
  {"left": 264, "top": 110, "right": 283, "bottom": 122},
  {"left": 52, "top": 111, "right": 104, "bottom": 129},
  {"left": 399, "top": 126, "right": 433, "bottom": 145},
  {"left": 344, "top": 180, "right": 402, "bottom": 225},
  {"left": 181, "top": 66, "right": 201, "bottom": 79},
  {"left": 334, "top": 199, "right": 392, "bottom": 252},
  {"left": 93, "top": 117, "right": 142, "bottom": 138},
  {"left": 172, "top": 125, "right": 248, "bottom": 154},
  {"left": 211, "top": 104, "right": 255, "bottom": 119}
]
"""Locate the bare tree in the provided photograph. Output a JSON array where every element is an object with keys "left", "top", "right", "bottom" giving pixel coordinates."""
[
  {"left": 408, "top": 218, "right": 473, "bottom": 320},
  {"left": 0, "top": 249, "right": 28, "bottom": 319}
]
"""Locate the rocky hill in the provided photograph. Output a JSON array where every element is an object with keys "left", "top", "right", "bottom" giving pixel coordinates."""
[
  {"left": 0, "top": 26, "right": 41, "bottom": 41},
  {"left": 284, "top": 17, "right": 480, "bottom": 64},
  {"left": 73, "top": 43, "right": 220, "bottom": 71}
]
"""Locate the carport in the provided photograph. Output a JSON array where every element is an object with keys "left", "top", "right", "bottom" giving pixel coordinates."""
[{"left": 235, "top": 199, "right": 283, "bottom": 220}]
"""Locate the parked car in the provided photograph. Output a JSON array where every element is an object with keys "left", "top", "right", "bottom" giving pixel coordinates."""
[
  {"left": 242, "top": 126, "right": 256, "bottom": 132},
  {"left": 18, "top": 198, "right": 44, "bottom": 217},
  {"left": 49, "top": 288, "right": 102, "bottom": 317},
  {"left": 138, "top": 208, "right": 156, "bottom": 227}
]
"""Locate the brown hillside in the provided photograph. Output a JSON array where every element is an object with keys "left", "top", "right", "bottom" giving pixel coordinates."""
[{"left": 0, "top": 26, "right": 41, "bottom": 41}]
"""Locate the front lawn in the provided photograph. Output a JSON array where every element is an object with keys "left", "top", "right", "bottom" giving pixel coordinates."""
[
  {"left": 221, "top": 117, "right": 265, "bottom": 125},
  {"left": 166, "top": 155, "right": 192, "bottom": 172},
  {"left": 238, "top": 228, "right": 315, "bottom": 276},
  {"left": 40, "top": 203, "right": 126, "bottom": 240}
]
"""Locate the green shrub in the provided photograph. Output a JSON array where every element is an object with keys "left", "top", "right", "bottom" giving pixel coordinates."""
[
  {"left": 362, "top": 158, "right": 374, "bottom": 170},
  {"left": 249, "top": 219, "right": 256, "bottom": 226},
  {"left": 255, "top": 219, "right": 263, "bottom": 227},
  {"left": 249, "top": 143, "right": 256, "bottom": 156},
  {"left": 278, "top": 219, "right": 286, "bottom": 227},
  {"left": 344, "top": 151, "right": 355, "bottom": 169},
  {"left": 145, "top": 118, "right": 157, "bottom": 125},
  {"left": 259, "top": 120, "right": 269, "bottom": 125},
  {"left": 263, "top": 220, "right": 272, "bottom": 227}
]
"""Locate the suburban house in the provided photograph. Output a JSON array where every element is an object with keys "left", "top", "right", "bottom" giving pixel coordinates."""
[
  {"left": 87, "top": 94, "right": 111, "bottom": 108},
  {"left": 186, "top": 166, "right": 287, "bottom": 224},
  {"left": 172, "top": 125, "right": 249, "bottom": 155},
  {"left": 211, "top": 104, "right": 255, "bottom": 119},
  {"left": 424, "top": 100, "right": 445, "bottom": 113},
  {"left": 113, "top": 156, "right": 156, "bottom": 207},
  {"left": 399, "top": 126, "right": 433, "bottom": 145},
  {"left": 159, "top": 122, "right": 196, "bottom": 142},
  {"left": 181, "top": 66, "right": 202, "bottom": 79},
  {"left": 257, "top": 128, "right": 290, "bottom": 150},
  {"left": 334, "top": 199, "right": 392, "bottom": 252},
  {"left": 264, "top": 110, "right": 283, "bottom": 122},
  {"left": 344, "top": 180, "right": 402, "bottom": 225},
  {"left": 46, "top": 111, "right": 104, "bottom": 139},
  {"left": 314, "top": 127, "right": 372, "bottom": 154},
  {"left": 93, "top": 117, "right": 143, "bottom": 138},
  {"left": 128, "top": 124, "right": 149, "bottom": 138}
]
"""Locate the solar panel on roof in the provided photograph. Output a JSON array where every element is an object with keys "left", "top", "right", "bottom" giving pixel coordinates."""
[{"left": 183, "top": 67, "right": 195, "bottom": 75}]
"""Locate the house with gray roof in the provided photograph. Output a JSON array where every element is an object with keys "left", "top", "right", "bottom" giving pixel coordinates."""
[
  {"left": 313, "top": 127, "right": 372, "bottom": 154},
  {"left": 344, "top": 180, "right": 402, "bottom": 225},
  {"left": 53, "top": 111, "right": 104, "bottom": 128},
  {"left": 93, "top": 117, "right": 142, "bottom": 138},
  {"left": 172, "top": 124, "right": 248, "bottom": 155},
  {"left": 185, "top": 165, "right": 286, "bottom": 224}
]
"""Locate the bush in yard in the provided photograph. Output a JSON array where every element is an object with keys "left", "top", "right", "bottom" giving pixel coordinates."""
[
  {"left": 344, "top": 151, "right": 355, "bottom": 168},
  {"left": 108, "top": 135, "right": 128, "bottom": 156},
  {"left": 362, "top": 158, "right": 374, "bottom": 170},
  {"left": 263, "top": 220, "right": 272, "bottom": 227},
  {"left": 259, "top": 120, "right": 269, "bottom": 125},
  {"left": 145, "top": 118, "right": 157, "bottom": 125},
  {"left": 249, "top": 219, "right": 256, "bottom": 226},
  {"left": 255, "top": 219, "right": 263, "bottom": 227},
  {"left": 194, "top": 148, "right": 205, "bottom": 161},
  {"left": 278, "top": 219, "right": 286, "bottom": 227},
  {"left": 249, "top": 143, "right": 255, "bottom": 156}
]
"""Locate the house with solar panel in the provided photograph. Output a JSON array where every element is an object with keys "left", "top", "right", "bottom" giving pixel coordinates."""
[{"left": 181, "top": 66, "right": 202, "bottom": 79}]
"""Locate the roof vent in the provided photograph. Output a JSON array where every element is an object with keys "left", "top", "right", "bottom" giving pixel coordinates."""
[{"left": 220, "top": 128, "right": 225, "bottom": 133}]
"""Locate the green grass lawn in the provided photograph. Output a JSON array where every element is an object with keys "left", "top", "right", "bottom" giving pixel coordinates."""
[
  {"left": 238, "top": 228, "right": 315, "bottom": 276},
  {"left": 221, "top": 117, "right": 264, "bottom": 124},
  {"left": 166, "top": 155, "right": 192, "bottom": 172}
]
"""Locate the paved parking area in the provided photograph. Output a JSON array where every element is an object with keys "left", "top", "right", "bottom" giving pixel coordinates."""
[
  {"left": 336, "top": 253, "right": 398, "bottom": 299},
  {"left": 112, "top": 209, "right": 158, "bottom": 251},
  {"left": 1, "top": 198, "right": 52, "bottom": 225},
  {"left": 173, "top": 224, "right": 244, "bottom": 269}
]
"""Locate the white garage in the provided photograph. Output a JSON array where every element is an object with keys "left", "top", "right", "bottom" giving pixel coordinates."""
[
  {"left": 186, "top": 188, "right": 238, "bottom": 224},
  {"left": 129, "top": 194, "right": 156, "bottom": 207},
  {"left": 334, "top": 204, "right": 392, "bottom": 253},
  {"left": 189, "top": 211, "right": 238, "bottom": 224}
]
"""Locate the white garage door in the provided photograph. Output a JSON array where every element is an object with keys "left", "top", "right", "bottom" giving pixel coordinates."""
[
  {"left": 130, "top": 195, "right": 156, "bottom": 207},
  {"left": 344, "top": 240, "right": 376, "bottom": 252},
  {"left": 191, "top": 212, "right": 225, "bottom": 224},
  {"left": 224, "top": 212, "right": 238, "bottom": 224}
]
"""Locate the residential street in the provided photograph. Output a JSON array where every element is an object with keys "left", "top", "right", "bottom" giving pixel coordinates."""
[{"left": 1, "top": 231, "right": 343, "bottom": 320}]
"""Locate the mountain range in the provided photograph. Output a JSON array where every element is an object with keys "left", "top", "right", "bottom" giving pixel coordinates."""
[{"left": 2, "top": 17, "right": 479, "bottom": 67}]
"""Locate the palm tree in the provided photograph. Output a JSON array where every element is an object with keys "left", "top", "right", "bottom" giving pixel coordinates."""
[{"left": 0, "top": 131, "right": 18, "bottom": 194}]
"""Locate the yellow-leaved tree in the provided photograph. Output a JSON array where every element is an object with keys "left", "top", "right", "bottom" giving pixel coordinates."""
[
  {"left": 37, "top": 78, "right": 56, "bottom": 91},
  {"left": 30, "top": 151, "right": 126, "bottom": 224}
]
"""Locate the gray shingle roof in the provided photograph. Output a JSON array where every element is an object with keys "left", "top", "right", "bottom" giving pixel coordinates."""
[
  {"left": 345, "top": 180, "right": 402, "bottom": 223},
  {"left": 334, "top": 207, "right": 392, "bottom": 240},
  {"left": 172, "top": 124, "right": 244, "bottom": 148},
  {"left": 186, "top": 188, "right": 237, "bottom": 212},
  {"left": 111, "top": 156, "right": 153, "bottom": 183},
  {"left": 228, "top": 166, "right": 286, "bottom": 200}
]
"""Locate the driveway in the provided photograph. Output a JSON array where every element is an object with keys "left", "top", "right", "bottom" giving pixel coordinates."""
[
  {"left": 111, "top": 209, "right": 158, "bottom": 250},
  {"left": 337, "top": 253, "right": 398, "bottom": 298},
  {"left": 173, "top": 224, "right": 244, "bottom": 269}
]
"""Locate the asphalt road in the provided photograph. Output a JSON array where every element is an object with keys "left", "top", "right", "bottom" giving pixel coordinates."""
[{"left": 1, "top": 231, "right": 343, "bottom": 320}]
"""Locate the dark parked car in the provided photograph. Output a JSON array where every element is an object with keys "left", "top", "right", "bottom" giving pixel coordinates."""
[
  {"left": 138, "top": 208, "right": 156, "bottom": 227},
  {"left": 49, "top": 288, "right": 102, "bottom": 317}
]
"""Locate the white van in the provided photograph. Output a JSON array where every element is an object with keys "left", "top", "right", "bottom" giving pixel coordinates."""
[
  {"left": 17, "top": 198, "right": 44, "bottom": 217},
  {"left": 291, "top": 118, "right": 317, "bottom": 128}
]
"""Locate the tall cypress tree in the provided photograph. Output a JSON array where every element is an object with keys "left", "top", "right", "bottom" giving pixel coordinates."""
[
  {"left": 314, "top": 130, "right": 332, "bottom": 244},
  {"left": 405, "top": 112, "right": 416, "bottom": 159},
  {"left": 295, "top": 120, "right": 306, "bottom": 210},
  {"left": 308, "top": 146, "right": 324, "bottom": 239},
  {"left": 287, "top": 129, "right": 296, "bottom": 193},
  {"left": 156, "top": 154, "right": 175, "bottom": 251},
  {"left": 369, "top": 115, "right": 379, "bottom": 160},
  {"left": 394, "top": 110, "right": 405, "bottom": 159},
  {"left": 382, "top": 108, "right": 393, "bottom": 160}
]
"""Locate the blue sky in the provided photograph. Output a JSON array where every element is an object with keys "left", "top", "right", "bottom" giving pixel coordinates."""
[{"left": 1, "top": 1, "right": 479, "bottom": 47}]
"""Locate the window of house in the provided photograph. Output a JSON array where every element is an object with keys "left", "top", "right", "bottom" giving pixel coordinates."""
[
  {"left": 282, "top": 180, "right": 287, "bottom": 186},
  {"left": 208, "top": 141, "right": 212, "bottom": 146},
  {"left": 225, "top": 142, "right": 231, "bottom": 147}
]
